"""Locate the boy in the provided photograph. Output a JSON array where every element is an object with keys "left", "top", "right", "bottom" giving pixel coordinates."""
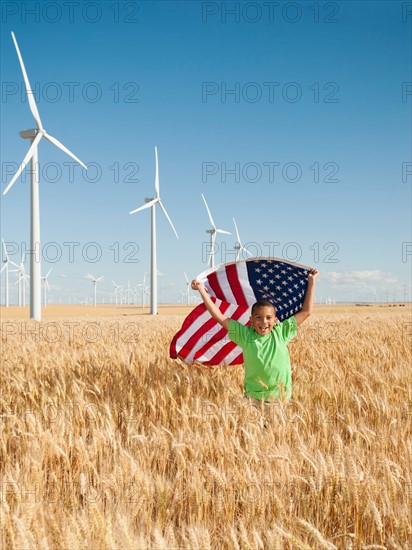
[{"left": 191, "top": 268, "right": 319, "bottom": 403}]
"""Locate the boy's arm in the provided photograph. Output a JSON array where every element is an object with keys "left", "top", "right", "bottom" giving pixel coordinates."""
[
  {"left": 294, "top": 268, "right": 319, "bottom": 326},
  {"left": 191, "top": 280, "right": 231, "bottom": 331}
]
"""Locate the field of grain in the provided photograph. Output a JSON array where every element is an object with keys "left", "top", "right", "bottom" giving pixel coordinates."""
[{"left": 1, "top": 305, "right": 411, "bottom": 549}]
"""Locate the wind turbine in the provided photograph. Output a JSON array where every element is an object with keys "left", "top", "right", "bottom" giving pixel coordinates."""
[
  {"left": 3, "top": 32, "right": 87, "bottom": 321},
  {"left": 86, "top": 273, "right": 103, "bottom": 307},
  {"left": 1, "top": 240, "right": 19, "bottom": 307},
  {"left": 233, "top": 217, "right": 253, "bottom": 261},
  {"left": 201, "top": 193, "right": 231, "bottom": 268},
  {"left": 124, "top": 280, "right": 134, "bottom": 305},
  {"left": 13, "top": 254, "right": 30, "bottom": 307},
  {"left": 183, "top": 272, "right": 193, "bottom": 306},
  {"left": 138, "top": 272, "right": 149, "bottom": 308},
  {"left": 129, "top": 147, "right": 178, "bottom": 315},
  {"left": 41, "top": 268, "right": 52, "bottom": 307},
  {"left": 113, "top": 281, "right": 123, "bottom": 306}
]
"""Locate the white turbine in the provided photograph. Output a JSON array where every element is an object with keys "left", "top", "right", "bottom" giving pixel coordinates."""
[
  {"left": 124, "top": 280, "right": 134, "bottom": 305},
  {"left": 86, "top": 273, "right": 103, "bottom": 307},
  {"left": 41, "top": 268, "right": 52, "bottom": 307},
  {"left": 129, "top": 147, "right": 178, "bottom": 315},
  {"left": 1, "top": 240, "right": 19, "bottom": 307},
  {"left": 138, "top": 272, "right": 149, "bottom": 309},
  {"left": 113, "top": 281, "right": 123, "bottom": 306},
  {"left": 13, "top": 255, "right": 30, "bottom": 307},
  {"left": 183, "top": 272, "right": 193, "bottom": 306},
  {"left": 3, "top": 32, "right": 87, "bottom": 321},
  {"left": 233, "top": 217, "right": 253, "bottom": 261},
  {"left": 201, "top": 193, "right": 231, "bottom": 268}
]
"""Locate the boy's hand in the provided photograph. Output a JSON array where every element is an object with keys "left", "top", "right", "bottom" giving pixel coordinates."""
[
  {"left": 308, "top": 268, "right": 319, "bottom": 282},
  {"left": 191, "top": 280, "right": 206, "bottom": 293}
]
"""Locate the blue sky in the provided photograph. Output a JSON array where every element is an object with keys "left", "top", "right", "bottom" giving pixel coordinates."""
[{"left": 1, "top": 0, "right": 411, "bottom": 304}]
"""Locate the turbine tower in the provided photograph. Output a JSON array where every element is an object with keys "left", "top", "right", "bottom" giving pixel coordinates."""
[
  {"left": 41, "top": 268, "right": 52, "bottom": 307},
  {"left": 86, "top": 273, "right": 103, "bottom": 307},
  {"left": 3, "top": 32, "right": 87, "bottom": 321},
  {"left": 201, "top": 193, "right": 231, "bottom": 268},
  {"left": 129, "top": 147, "right": 178, "bottom": 315},
  {"left": 183, "top": 272, "right": 193, "bottom": 306},
  {"left": 1, "top": 240, "right": 19, "bottom": 307},
  {"left": 233, "top": 217, "right": 253, "bottom": 261}
]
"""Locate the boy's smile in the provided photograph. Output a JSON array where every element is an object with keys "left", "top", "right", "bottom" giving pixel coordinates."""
[{"left": 250, "top": 305, "right": 278, "bottom": 336}]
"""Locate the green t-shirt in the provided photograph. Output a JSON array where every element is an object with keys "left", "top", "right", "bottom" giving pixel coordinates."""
[{"left": 228, "top": 316, "right": 298, "bottom": 401}]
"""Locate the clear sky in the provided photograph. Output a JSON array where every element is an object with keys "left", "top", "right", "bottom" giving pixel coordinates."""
[{"left": 1, "top": 0, "right": 411, "bottom": 305}]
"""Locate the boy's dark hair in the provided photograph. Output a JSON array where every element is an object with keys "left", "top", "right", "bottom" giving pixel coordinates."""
[{"left": 251, "top": 300, "right": 276, "bottom": 315}]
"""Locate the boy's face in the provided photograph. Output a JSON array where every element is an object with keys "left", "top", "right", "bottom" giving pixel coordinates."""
[{"left": 250, "top": 305, "right": 278, "bottom": 336}]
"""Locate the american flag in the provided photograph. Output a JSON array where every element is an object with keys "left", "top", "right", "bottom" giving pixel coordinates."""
[{"left": 170, "top": 257, "right": 311, "bottom": 366}]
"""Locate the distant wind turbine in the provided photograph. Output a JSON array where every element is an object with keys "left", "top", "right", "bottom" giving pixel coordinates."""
[
  {"left": 233, "top": 217, "right": 253, "bottom": 261},
  {"left": 3, "top": 32, "right": 87, "bottom": 321},
  {"left": 86, "top": 273, "right": 103, "bottom": 307},
  {"left": 113, "top": 281, "right": 123, "bottom": 306},
  {"left": 137, "top": 272, "right": 149, "bottom": 308},
  {"left": 1, "top": 240, "right": 19, "bottom": 307},
  {"left": 129, "top": 147, "right": 178, "bottom": 315},
  {"left": 41, "top": 268, "right": 52, "bottom": 307},
  {"left": 201, "top": 193, "right": 231, "bottom": 268},
  {"left": 124, "top": 280, "right": 134, "bottom": 305},
  {"left": 183, "top": 272, "right": 193, "bottom": 306}
]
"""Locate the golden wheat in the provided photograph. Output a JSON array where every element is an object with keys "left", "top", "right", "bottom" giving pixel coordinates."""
[{"left": 0, "top": 305, "right": 411, "bottom": 548}]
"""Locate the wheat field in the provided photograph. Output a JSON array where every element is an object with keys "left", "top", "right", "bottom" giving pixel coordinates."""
[{"left": 1, "top": 305, "right": 411, "bottom": 549}]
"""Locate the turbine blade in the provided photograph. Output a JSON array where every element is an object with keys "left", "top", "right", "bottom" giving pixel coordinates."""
[
  {"left": 3, "top": 132, "right": 42, "bottom": 195},
  {"left": 86, "top": 273, "right": 95, "bottom": 280},
  {"left": 184, "top": 272, "right": 189, "bottom": 283},
  {"left": 129, "top": 198, "right": 157, "bottom": 215},
  {"left": 96, "top": 276, "right": 104, "bottom": 282},
  {"left": 158, "top": 200, "right": 179, "bottom": 240},
  {"left": 0, "top": 264, "right": 6, "bottom": 274},
  {"left": 43, "top": 132, "right": 87, "bottom": 169},
  {"left": 2, "top": 239, "right": 9, "bottom": 261},
  {"left": 216, "top": 229, "right": 231, "bottom": 235},
  {"left": 11, "top": 32, "right": 43, "bottom": 130},
  {"left": 233, "top": 217, "right": 241, "bottom": 244},
  {"left": 201, "top": 193, "right": 216, "bottom": 229},
  {"left": 154, "top": 146, "right": 160, "bottom": 198},
  {"left": 45, "top": 268, "right": 52, "bottom": 278}
]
